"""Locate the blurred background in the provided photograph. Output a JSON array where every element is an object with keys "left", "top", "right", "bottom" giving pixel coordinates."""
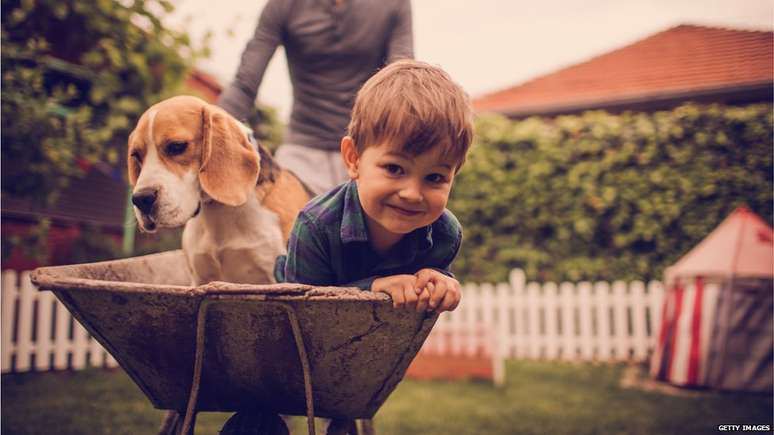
[
  {"left": 1, "top": 1, "right": 772, "bottom": 434},
  {"left": 1, "top": 0, "right": 771, "bottom": 282}
]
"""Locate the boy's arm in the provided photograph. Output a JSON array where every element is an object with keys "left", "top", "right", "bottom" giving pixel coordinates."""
[
  {"left": 341, "top": 276, "right": 378, "bottom": 291},
  {"left": 370, "top": 274, "right": 424, "bottom": 310},
  {"left": 282, "top": 213, "right": 336, "bottom": 285},
  {"left": 414, "top": 215, "right": 464, "bottom": 312},
  {"left": 340, "top": 274, "right": 427, "bottom": 311},
  {"left": 429, "top": 268, "right": 455, "bottom": 279},
  {"left": 415, "top": 269, "right": 461, "bottom": 313},
  {"left": 428, "top": 219, "right": 463, "bottom": 277}
]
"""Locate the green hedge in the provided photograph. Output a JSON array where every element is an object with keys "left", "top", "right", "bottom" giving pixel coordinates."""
[{"left": 449, "top": 103, "right": 773, "bottom": 283}]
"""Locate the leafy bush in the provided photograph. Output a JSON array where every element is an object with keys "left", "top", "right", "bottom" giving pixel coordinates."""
[
  {"left": 1, "top": 0, "right": 214, "bottom": 265},
  {"left": 1, "top": 0, "right": 203, "bottom": 205},
  {"left": 450, "top": 103, "right": 773, "bottom": 283}
]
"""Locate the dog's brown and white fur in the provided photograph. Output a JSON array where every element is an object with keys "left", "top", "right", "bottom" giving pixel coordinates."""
[{"left": 127, "top": 95, "right": 310, "bottom": 286}]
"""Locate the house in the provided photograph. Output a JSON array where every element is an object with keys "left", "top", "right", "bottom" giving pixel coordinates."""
[
  {"left": 1, "top": 69, "right": 223, "bottom": 271},
  {"left": 185, "top": 69, "right": 224, "bottom": 104},
  {"left": 474, "top": 24, "right": 773, "bottom": 118}
]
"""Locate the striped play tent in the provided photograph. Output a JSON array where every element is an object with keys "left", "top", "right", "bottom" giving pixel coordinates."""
[{"left": 650, "top": 207, "right": 773, "bottom": 391}]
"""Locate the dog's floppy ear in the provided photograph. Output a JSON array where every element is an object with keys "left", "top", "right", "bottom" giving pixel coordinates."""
[{"left": 199, "top": 105, "right": 260, "bottom": 206}]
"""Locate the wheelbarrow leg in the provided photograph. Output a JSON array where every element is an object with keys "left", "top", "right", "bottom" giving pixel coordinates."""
[
  {"left": 359, "top": 418, "right": 375, "bottom": 435},
  {"left": 182, "top": 300, "right": 317, "bottom": 435},
  {"left": 158, "top": 410, "right": 178, "bottom": 435}
]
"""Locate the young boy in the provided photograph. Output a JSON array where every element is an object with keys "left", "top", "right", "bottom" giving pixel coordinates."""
[{"left": 275, "top": 59, "right": 473, "bottom": 313}]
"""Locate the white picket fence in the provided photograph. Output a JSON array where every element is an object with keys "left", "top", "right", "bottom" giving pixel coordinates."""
[
  {"left": 1, "top": 270, "right": 118, "bottom": 373},
  {"left": 425, "top": 269, "right": 665, "bottom": 362},
  {"left": 1, "top": 268, "right": 665, "bottom": 374}
]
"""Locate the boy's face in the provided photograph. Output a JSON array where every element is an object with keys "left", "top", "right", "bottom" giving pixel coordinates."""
[{"left": 341, "top": 137, "right": 457, "bottom": 250}]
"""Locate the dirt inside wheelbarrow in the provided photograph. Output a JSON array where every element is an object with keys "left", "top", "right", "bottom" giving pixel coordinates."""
[{"left": 30, "top": 250, "right": 437, "bottom": 419}]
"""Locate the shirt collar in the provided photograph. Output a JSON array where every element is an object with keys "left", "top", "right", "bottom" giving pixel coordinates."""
[
  {"left": 245, "top": 128, "right": 259, "bottom": 152},
  {"left": 340, "top": 180, "right": 369, "bottom": 243}
]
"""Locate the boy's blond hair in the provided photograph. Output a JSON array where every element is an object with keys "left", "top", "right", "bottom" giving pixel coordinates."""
[{"left": 347, "top": 60, "right": 474, "bottom": 169}]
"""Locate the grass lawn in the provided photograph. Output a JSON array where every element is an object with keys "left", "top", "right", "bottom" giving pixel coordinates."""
[{"left": 2, "top": 361, "right": 771, "bottom": 434}]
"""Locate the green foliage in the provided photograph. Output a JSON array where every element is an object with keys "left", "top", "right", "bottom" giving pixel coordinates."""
[
  {"left": 450, "top": 103, "right": 773, "bottom": 283},
  {"left": 0, "top": 219, "right": 51, "bottom": 262},
  {"left": 68, "top": 224, "right": 123, "bottom": 264},
  {"left": 1, "top": 0, "right": 203, "bottom": 205},
  {"left": 70, "top": 225, "right": 183, "bottom": 264}
]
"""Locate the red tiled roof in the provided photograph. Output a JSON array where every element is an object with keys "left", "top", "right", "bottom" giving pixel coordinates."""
[
  {"left": 186, "top": 69, "right": 223, "bottom": 103},
  {"left": 474, "top": 24, "right": 773, "bottom": 116}
]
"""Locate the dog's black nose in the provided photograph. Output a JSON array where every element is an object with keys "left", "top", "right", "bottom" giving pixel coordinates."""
[{"left": 132, "top": 189, "right": 158, "bottom": 214}]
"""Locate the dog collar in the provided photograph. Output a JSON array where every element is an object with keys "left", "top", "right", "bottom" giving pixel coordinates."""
[{"left": 246, "top": 130, "right": 259, "bottom": 152}]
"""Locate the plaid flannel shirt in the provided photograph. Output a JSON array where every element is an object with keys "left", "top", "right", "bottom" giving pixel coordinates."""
[{"left": 274, "top": 180, "right": 462, "bottom": 290}]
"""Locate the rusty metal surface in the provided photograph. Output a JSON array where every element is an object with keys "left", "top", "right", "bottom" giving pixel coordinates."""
[{"left": 30, "top": 250, "right": 437, "bottom": 419}]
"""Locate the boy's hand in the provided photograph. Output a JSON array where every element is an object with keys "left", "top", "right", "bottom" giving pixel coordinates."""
[
  {"left": 371, "top": 274, "right": 425, "bottom": 310},
  {"left": 415, "top": 269, "right": 462, "bottom": 313}
]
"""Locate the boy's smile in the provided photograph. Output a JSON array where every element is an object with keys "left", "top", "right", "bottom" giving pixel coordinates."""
[{"left": 341, "top": 137, "right": 457, "bottom": 254}]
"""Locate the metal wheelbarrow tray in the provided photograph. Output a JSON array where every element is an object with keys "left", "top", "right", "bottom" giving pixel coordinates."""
[{"left": 30, "top": 250, "right": 437, "bottom": 421}]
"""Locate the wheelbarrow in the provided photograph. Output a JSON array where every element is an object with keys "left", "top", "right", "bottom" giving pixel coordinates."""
[{"left": 30, "top": 250, "right": 438, "bottom": 435}]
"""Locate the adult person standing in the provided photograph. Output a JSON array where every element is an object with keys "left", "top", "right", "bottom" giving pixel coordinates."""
[{"left": 218, "top": 0, "right": 414, "bottom": 196}]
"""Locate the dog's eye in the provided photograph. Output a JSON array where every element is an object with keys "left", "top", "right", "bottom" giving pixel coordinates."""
[
  {"left": 165, "top": 141, "right": 188, "bottom": 156},
  {"left": 131, "top": 151, "right": 142, "bottom": 166}
]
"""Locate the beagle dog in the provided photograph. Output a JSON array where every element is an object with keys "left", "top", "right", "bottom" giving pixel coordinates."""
[{"left": 127, "top": 95, "right": 311, "bottom": 286}]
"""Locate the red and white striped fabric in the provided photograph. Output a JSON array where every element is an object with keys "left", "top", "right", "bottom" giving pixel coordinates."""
[
  {"left": 650, "top": 276, "right": 721, "bottom": 386},
  {"left": 651, "top": 208, "right": 773, "bottom": 391}
]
